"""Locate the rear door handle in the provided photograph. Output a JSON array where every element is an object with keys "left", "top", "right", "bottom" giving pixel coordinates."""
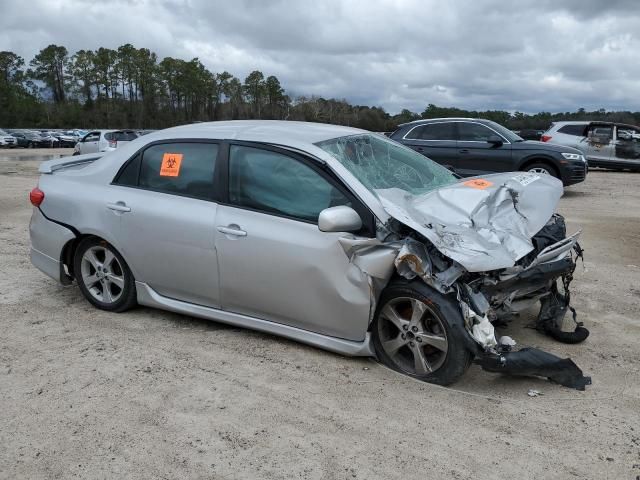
[
  {"left": 459, "top": 149, "right": 470, "bottom": 154},
  {"left": 217, "top": 225, "right": 247, "bottom": 237},
  {"left": 106, "top": 202, "right": 131, "bottom": 213}
]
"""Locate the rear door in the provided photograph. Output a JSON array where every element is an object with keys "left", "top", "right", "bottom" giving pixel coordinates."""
[
  {"left": 108, "top": 140, "right": 222, "bottom": 308},
  {"left": 399, "top": 122, "right": 458, "bottom": 169},
  {"left": 455, "top": 121, "right": 513, "bottom": 176},
  {"left": 585, "top": 124, "right": 614, "bottom": 165},
  {"left": 214, "top": 142, "right": 372, "bottom": 341}
]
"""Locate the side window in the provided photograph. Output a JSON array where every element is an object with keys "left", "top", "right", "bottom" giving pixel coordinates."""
[
  {"left": 458, "top": 123, "right": 496, "bottom": 142},
  {"left": 406, "top": 123, "right": 456, "bottom": 140},
  {"left": 135, "top": 142, "right": 219, "bottom": 200},
  {"left": 229, "top": 145, "right": 351, "bottom": 222},
  {"left": 83, "top": 132, "right": 100, "bottom": 142},
  {"left": 558, "top": 124, "right": 587, "bottom": 136},
  {"left": 113, "top": 153, "right": 141, "bottom": 187},
  {"left": 616, "top": 126, "right": 640, "bottom": 141},
  {"left": 587, "top": 126, "right": 613, "bottom": 144},
  {"left": 104, "top": 132, "right": 113, "bottom": 141}
]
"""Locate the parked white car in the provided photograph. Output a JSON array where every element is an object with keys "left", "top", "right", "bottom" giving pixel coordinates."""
[
  {"left": 542, "top": 121, "right": 640, "bottom": 171},
  {"left": 73, "top": 130, "right": 139, "bottom": 155},
  {"left": 0, "top": 129, "right": 17, "bottom": 148}
]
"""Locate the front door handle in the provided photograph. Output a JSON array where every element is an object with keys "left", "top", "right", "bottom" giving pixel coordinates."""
[
  {"left": 459, "top": 149, "right": 470, "bottom": 154},
  {"left": 106, "top": 202, "right": 131, "bottom": 213},
  {"left": 217, "top": 225, "right": 247, "bottom": 237}
]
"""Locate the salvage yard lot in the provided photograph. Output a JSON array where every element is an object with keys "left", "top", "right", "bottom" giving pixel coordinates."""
[{"left": 1, "top": 151, "right": 639, "bottom": 479}]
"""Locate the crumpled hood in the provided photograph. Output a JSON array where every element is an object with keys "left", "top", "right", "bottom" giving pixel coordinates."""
[{"left": 375, "top": 172, "right": 564, "bottom": 272}]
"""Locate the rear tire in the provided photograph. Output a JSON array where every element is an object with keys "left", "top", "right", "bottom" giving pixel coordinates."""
[
  {"left": 73, "top": 237, "right": 137, "bottom": 312},
  {"left": 525, "top": 162, "right": 559, "bottom": 179},
  {"left": 372, "top": 279, "right": 473, "bottom": 386}
]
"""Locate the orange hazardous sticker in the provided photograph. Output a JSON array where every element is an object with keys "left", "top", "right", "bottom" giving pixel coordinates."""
[
  {"left": 160, "top": 153, "right": 183, "bottom": 177},
  {"left": 463, "top": 178, "right": 493, "bottom": 190}
]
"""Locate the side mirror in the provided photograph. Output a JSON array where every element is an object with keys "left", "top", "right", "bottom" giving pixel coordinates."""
[
  {"left": 487, "top": 135, "right": 504, "bottom": 146},
  {"left": 443, "top": 164, "right": 459, "bottom": 175},
  {"left": 318, "top": 206, "right": 362, "bottom": 233}
]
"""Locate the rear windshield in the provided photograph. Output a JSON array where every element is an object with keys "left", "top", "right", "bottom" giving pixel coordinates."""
[
  {"left": 558, "top": 124, "right": 587, "bottom": 136},
  {"left": 105, "top": 131, "right": 138, "bottom": 141}
]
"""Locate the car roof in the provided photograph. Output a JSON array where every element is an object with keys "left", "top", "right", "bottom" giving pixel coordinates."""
[
  {"left": 552, "top": 120, "right": 639, "bottom": 129},
  {"left": 398, "top": 117, "right": 495, "bottom": 128},
  {"left": 143, "top": 120, "right": 368, "bottom": 144}
]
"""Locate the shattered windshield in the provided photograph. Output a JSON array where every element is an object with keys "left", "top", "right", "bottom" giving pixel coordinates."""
[{"left": 315, "top": 133, "right": 457, "bottom": 196}]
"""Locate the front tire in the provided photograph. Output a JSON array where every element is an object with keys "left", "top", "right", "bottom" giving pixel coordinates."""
[
  {"left": 73, "top": 237, "right": 137, "bottom": 312},
  {"left": 372, "top": 280, "right": 473, "bottom": 385}
]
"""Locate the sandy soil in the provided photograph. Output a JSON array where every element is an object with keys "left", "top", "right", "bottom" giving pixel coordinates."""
[{"left": 1, "top": 151, "right": 639, "bottom": 479}]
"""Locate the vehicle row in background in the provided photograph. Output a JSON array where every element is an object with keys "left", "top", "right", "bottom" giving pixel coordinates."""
[
  {"left": 0, "top": 129, "right": 88, "bottom": 148},
  {"left": 390, "top": 118, "right": 588, "bottom": 186},
  {"left": 0, "top": 128, "right": 154, "bottom": 150},
  {"left": 541, "top": 121, "right": 640, "bottom": 171},
  {"left": 73, "top": 130, "right": 139, "bottom": 155}
]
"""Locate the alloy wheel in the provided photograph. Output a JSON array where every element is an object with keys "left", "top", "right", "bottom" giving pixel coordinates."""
[
  {"left": 528, "top": 167, "right": 550, "bottom": 175},
  {"left": 80, "top": 246, "right": 125, "bottom": 304},
  {"left": 376, "top": 296, "right": 448, "bottom": 375}
]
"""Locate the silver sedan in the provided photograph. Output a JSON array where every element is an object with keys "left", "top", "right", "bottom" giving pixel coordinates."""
[{"left": 29, "top": 121, "right": 588, "bottom": 386}]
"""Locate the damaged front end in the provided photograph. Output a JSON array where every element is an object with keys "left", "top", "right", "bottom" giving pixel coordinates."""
[
  {"left": 316, "top": 135, "right": 590, "bottom": 389},
  {"left": 363, "top": 174, "right": 590, "bottom": 389}
]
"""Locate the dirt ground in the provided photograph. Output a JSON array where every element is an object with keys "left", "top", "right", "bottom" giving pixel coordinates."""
[{"left": 1, "top": 149, "right": 639, "bottom": 480}]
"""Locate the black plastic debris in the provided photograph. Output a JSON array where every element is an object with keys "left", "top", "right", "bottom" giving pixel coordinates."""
[
  {"left": 537, "top": 290, "right": 590, "bottom": 344},
  {"left": 477, "top": 347, "right": 592, "bottom": 390}
]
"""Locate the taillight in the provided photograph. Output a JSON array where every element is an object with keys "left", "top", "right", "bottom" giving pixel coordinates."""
[
  {"left": 109, "top": 140, "right": 117, "bottom": 148},
  {"left": 30, "top": 187, "right": 45, "bottom": 207},
  {"left": 541, "top": 135, "right": 552, "bottom": 142}
]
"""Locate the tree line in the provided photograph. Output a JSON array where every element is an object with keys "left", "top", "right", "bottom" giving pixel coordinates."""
[{"left": 2, "top": 44, "right": 640, "bottom": 132}]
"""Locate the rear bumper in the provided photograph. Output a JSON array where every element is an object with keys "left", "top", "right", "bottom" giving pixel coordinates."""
[{"left": 29, "top": 208, "right": 76, "bottom": 283}]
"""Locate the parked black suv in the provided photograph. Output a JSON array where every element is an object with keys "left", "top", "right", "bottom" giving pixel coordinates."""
[{"left": 390, "top": 118, "right": 587, "bottom": 186}]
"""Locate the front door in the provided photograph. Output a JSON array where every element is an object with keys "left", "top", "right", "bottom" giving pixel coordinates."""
[
  {"left": 80, "top": 131, "right": 101, "bottom": 154},
  {"left": 108, "top": 141, "right": 222, "bottom": 308},
  {"left": 455, "top": 121, "right": 513, "bottom": 176},
  {"left": 612, "top": 125, "right": 640, "bottom": 167},
  {"left": 215, "top": 143, "right": 372, "bottom": 341},
  {"left": 400, "top": 122, "right": 458, "bottom": 169}
]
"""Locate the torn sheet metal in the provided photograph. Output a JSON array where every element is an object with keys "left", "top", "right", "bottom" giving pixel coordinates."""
[
  {"left": 375, "top": 172, "right": 564, "bottom": 272},
  {"left": 394, "top": 239, "right": 432, "bottom": 281},
  {"left": 477, "top": 347, "right": 592, "bottom": 390}
]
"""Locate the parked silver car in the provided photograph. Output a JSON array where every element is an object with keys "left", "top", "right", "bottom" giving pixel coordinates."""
[
  {"left": 28, "top": 121, "right": 590, "bottom": 387},
  {"left": 74, "top": 129, "right": 138, "bottom": 155},
  {"left": 542, "top": 121, "right": 640, "bottom": 170}
]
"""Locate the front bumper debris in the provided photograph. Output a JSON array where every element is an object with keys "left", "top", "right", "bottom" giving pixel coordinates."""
[{"left": 477, "top": 347, "right": 592, "bottom": 390}]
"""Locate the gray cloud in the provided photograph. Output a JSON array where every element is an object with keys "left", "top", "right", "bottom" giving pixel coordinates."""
[{"left": 1, "top": 0, "right": 639, "bottom": 113}]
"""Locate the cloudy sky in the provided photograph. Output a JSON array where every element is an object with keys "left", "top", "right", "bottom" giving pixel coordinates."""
[{"left": 2, "top": 0, "right": 639, "bottom": 113}]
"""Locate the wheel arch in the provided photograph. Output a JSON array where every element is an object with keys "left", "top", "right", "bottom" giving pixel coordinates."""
[
  {"left": 518, "top": 156, "right": 561, "bottom": 176},
  {"left": 61, "top": 234, "right": 132, "bottom": 281}
]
